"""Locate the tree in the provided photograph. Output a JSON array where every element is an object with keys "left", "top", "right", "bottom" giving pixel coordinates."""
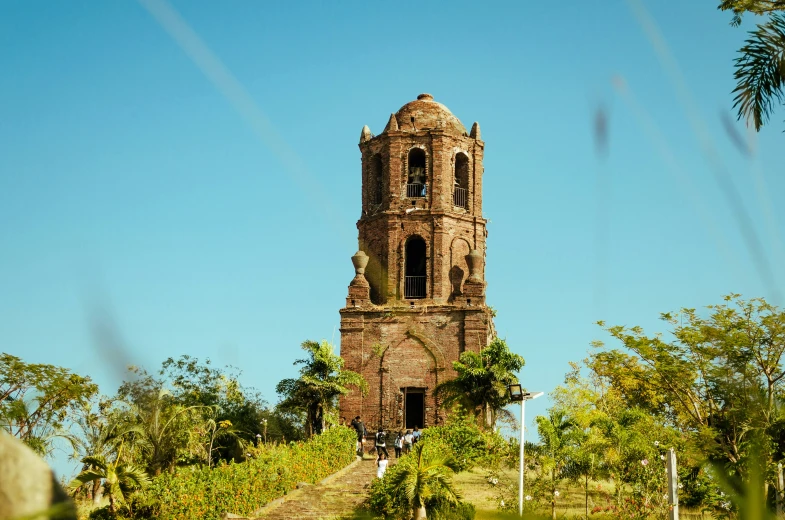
[
  {"left": 717, "top": 2, "right": 785, "bottom": 130},
  {"left": 0, "top": 353, "right": 97, "bottom": 456},
  {"left": 433, "top": 337, "right": 525, "bottom": 430},
  {"left": 201, "top": 417, "right": 245, "bottom": 468},
  {"left": 70, "top": 400, "right": 142, "bottom": 504},
  {"left": 536, "top": 409, "right": 577, "bottom": 520},
  {"left": 552, "top": 365, "right": 609, "bottom": 520},
  {"left": 388, "top": 441, "right": 462, "bottom": 520},
  {"left": 276, "top": 340, "right": 368, "bottom": 437},
  {"left": 594, "top": 295, "right": 785, "bottom": 489},
  {"left": 719, "top": 1, "right": 785, "bottom": 26},
  {"left": 158, "top": 355, "right": 268, "bottom": 460},
  {"left": 70, "top": 445, "right": 150, "bottom": 514},
  {"left": 732, "top": 13, "right": 785, "bottom": 131},
  {"left": 115, "top": 367, "right": 208, "bottom": 474}
]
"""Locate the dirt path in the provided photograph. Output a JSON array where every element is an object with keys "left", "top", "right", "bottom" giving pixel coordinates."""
[{"left": 256, "top": 455, "right": 389, "bottom": 520}]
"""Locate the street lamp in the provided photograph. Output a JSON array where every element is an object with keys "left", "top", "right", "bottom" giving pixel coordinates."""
[
  {"left": 261, "top": 419, "right": 268, "bottom": 444},
  {"left": 508, "top": 385, "right": 544, "bottom": 517}
]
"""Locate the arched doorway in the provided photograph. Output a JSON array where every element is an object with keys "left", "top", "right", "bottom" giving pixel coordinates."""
[
  {"left": 404, "top": 237, "right": 426, "bottom": 299},
  {"left": 407, "top": 148, "right": 427, "bottom": 198},
  {"left": 453, "top": 153, "right": 470, "bottom": 209}
]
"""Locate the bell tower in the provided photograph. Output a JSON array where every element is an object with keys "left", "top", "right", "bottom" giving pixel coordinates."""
[{"left": 340, "top": 94, "right": 494, "bottom": 430}]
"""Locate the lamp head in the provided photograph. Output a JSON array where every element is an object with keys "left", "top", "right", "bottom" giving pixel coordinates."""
[{"left": 508, "top": 383, "right": 524, "bottom": 401}]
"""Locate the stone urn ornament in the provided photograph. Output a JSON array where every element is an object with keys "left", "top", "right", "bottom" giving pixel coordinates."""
[
  {"left": 350, "top": 251, "right": 370, "bottom": 286},
  {"left": 465, "top": 250, "right": 484, "bottom": 284}
]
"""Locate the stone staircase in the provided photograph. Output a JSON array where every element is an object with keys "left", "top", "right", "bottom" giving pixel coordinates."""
[{"left": 254, "top": 456, "right": 385, "bottom": 520}]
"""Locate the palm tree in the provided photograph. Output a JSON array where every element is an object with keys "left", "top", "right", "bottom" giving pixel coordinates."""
[
  {"left": 276, "top": 340, "right": 368, "bottom": 437},
  {"left": 388, "top": 442, "right": 462, "bottom": 520},
  {"left": 123, "top": 388, "right": 206, "bottom": 475},
  {"left": 433, "top": 337, "right": 524, "bottom": 430},
  {"left": 202, "top": 417, "right": 246, "bottom": 467},
  {"left": 732, "top": 12, "right": 785, "bottom": 131},
  {"left": 71, "top": 404, "right": 143, "bottom": 504},
  {"left": 536, "top": 409, "right": 577, "bottom": 520},
  {"left": 70, "top": 444, "right": 150, "bottom": 514}
]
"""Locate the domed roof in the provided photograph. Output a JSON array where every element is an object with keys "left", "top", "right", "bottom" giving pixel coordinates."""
[{"left": 393, "top": 94, "right": 467, "bottom": 136}]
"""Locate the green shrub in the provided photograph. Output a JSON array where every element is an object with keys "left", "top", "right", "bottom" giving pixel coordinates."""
[
  {"left": 367, "top": 439, "right": 473, "bottom": 519},
  {"left": 367, "top": 456, "right": 412, "bottom": 518},
  {"left": 420, "top": 410, "right": 508, "bottom": 471},
  {"left": 129, "top": 426, "right": 356, "bottom": 520},
  {"left": 87, "top": 507, "right": 113, "bottom": 520},
  {"left": 429, "top": 499, "right": 475, "bottom": 520}
]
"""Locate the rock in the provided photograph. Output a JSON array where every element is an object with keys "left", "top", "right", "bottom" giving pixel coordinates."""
[
  {"left": 295, "top": 482, "right": 313, "bottom": 489},
  {"left": 0, "top": 431, "right": 77, "bottom": 519}
]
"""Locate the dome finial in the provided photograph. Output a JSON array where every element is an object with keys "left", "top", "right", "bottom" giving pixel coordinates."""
[
  {"left": 470, "top": 122, "right": 481, "bottom": 140},
  {"left": 360, "top": 125, "right": 372, "bottom": 143},
  {"left": 417, "top": 93, "right": 434, "bottom": 101},
  {"left": 384, "top": 113, "right": 399, "bottom": 132}
]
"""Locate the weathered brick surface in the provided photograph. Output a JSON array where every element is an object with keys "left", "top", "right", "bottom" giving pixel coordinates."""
[{"left": 340, "top": 94, "right": 494, "bottom": 431}]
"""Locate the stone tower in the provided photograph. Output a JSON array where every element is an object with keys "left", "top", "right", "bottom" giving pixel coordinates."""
[{"left": 339, "top": 93, "right": 494, "bottom": 430}]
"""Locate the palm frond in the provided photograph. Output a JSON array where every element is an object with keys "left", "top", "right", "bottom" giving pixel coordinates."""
[
  {"left": 70, "top": 470, "right": 105, "bottom": 489},
  {"left": 732, "top": 13, "right": 785, "bottom": 130}
]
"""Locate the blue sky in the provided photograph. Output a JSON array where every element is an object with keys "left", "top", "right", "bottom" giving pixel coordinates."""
[{"left": 1, "top": 0, "right": 784, "bottom": 478}]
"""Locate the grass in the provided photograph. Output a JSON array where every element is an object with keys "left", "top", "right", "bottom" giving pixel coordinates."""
[{"left": 454, "top": 467, "right": 714, "bottom": 520}]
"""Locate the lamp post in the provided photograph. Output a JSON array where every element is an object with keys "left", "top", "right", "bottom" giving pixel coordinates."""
[
  {"left": 508, "top": 384, "right": 544, "bottom": 517},
  {"left": 261, "top": 419, "right": 268, "bottom": 444}
]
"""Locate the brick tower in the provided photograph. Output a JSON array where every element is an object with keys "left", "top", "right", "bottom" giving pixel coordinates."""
[{"left": 339, "top": 93, "right": 494, "bottom": 430}]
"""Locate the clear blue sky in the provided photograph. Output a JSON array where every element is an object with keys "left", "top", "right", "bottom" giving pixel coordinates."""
[{"left": 2, "top": 0, "right": 784, "bottom": 478}]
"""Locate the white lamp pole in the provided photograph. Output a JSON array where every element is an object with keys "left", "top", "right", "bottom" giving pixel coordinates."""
[{"left": 511, "top": 389, "right": 543, "bottom": 517}]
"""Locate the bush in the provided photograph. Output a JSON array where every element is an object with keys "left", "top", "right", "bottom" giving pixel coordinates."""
[
  {"left": 429, "top": 500, "right": 475, "bottom": 520},
  {"left": 367, "top": 455, "right": 412, "bottom": 518},
  {"left": 367, "top": 439, "right": 474, "bottom": 519},
  {"left": 420, "top": 410, "right": 508, "bottom": 471},
  {"left": 129, "top": 426, "right": 356, "bottom": 520},
  {"left": 87, "top": 507, "right": 113, "bottom": 520}
]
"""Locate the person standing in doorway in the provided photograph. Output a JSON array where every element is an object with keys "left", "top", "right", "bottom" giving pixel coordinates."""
[
  {"left": 412, "top": 426, "right": 421, "bottom": 444},
  {"left": 375, "top": 427, "right": 389, "bottom": 459}
]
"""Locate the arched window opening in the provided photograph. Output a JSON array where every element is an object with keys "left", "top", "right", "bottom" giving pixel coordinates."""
[
  {"left": 370, "top": 154, "right": 383, "bottom": 204},
  {"left": 453, "top": 153, "right": 470, "bottom": 209},
  {"left": 405, "top": 237, "right": 427, "bottom": 299},
  {"left": 407, "top": 148, "right": 427, "bottom": 198}
]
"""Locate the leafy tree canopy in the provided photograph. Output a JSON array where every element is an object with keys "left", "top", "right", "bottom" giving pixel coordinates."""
[
  {"left": 719, "top": 0, "right": 785, "bottom": 26},
  {"left": 0, "top": 353, "right": 97, "bottom": 455},
  {"left": 593, "top": 294, "right": 785, "bottom": 473}
]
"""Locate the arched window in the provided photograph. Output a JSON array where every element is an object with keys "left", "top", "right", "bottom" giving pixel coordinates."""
[
  {"left": 406, "top": 148, "right": 427, "bottom": 198},
  {"left": 453, "top": 153, "right": 470, "bottom": 209},
  {"left": 404, "top": 237, "right": 427, "bottom": 299},
  {"left": 369, "top": 154, "right": 383, "bottom": 204}
]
